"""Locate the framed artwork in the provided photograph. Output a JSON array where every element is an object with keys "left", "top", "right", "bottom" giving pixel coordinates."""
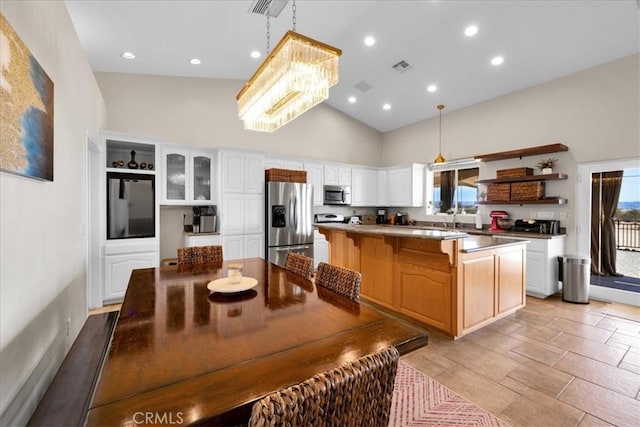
[{"left": 0, "top": 12, "right": 54, "bottom": 181}]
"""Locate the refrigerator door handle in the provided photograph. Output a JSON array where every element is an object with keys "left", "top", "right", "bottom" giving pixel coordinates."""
[
  {"left": 275, "top": 245, "right": 312, "bottom": 251},
  {"left": 293, "top": 198, "right": 298, "bottom": 229}
]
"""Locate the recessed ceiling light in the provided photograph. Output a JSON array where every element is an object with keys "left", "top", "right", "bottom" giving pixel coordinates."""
[
  {"left": 491, "top": 56, "right": 504, "bottom": 66},
  {"left": 348, "top": 96, "right": 357, "bottom": 103},
  {"left": 464, "top": 25, "right": 479, "bottom": 37},
  {"left": 190, "top": 58, "right": 201, "bottom": 65},
  {"left": 364, "top": 36, "right": 376, "bottom": 47},
  {"left": 121, "top": 51, "right": 136, "bottom": 60},
  {"left": 427, "top": 84, "right": 438, "bottom": 93},
  {"left": 250, "top": 50, "right": 261, "bottom": 59},
  {"left": 383, "top": 103, "right": 391, "bottom": 110}
]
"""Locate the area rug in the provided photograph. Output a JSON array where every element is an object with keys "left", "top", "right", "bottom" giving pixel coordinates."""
[{"left": 389, "top": 362, "right": 510, "bottom": 426}]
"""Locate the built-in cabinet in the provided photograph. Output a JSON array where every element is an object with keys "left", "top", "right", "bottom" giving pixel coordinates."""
[
  {"left": 494, "top": 235, "right": 565, "bottom": 298},
  {"left": 264, "top": 157, "right": 304, "bottom": 171},
  {"left": 324, "top": 164, "right": 352, "bottom": 186},
  {"left": 304, "top": 162, "right": 325, "bottom": 206},
  {"left": 351, "top": 167, "right": 378, "bottom": 207},
  {"left": 183, "top": 234, "right": 221, "bottom": 247},
  {"left": 100, "top": 132, "right": 161, "bottom": 303},
  {"left": 219, "top": 150, "right": 265, "bottom": 260},
  {"left": 162, "top": 146, "right": 216, "bottom": 205},
  {"left": 384, "top": 164, "right": 425, "bottom": 207}
]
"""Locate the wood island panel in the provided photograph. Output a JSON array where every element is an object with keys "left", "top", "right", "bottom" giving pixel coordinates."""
[{"left": 320, "top": 226, "right": 526, "bottom": 339}]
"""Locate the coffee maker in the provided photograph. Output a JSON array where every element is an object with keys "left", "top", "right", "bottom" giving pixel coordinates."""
[
  {"left": 376, "top": 208, "right": 387, "bottom": 224},
  {"left": 193, "top": 205, "right": 217, "bottom": 233}
]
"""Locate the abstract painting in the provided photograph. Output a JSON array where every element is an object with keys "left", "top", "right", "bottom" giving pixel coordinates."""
[{"left": 0, "top": 12, "right": 54, "bottom": 181}]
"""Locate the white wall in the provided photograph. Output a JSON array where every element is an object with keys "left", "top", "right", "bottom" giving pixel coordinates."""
[
  {"left": 95, "top": 72, "right": 384, "bottom": 166},
  {"left": 0, "top": 1, "right": 107, "bottom": 425},
  {"left": 382, "top": 55, "right": 640, "bottom": 253}
]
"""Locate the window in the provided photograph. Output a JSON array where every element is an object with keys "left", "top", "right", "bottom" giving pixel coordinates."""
[{"left": 429, "top": 160, "right": 480, "bottom": 215}]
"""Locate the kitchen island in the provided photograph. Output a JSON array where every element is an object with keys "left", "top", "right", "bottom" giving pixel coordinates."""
[{"left": 316, "top": 223, "right": 528, "bottom": 338}]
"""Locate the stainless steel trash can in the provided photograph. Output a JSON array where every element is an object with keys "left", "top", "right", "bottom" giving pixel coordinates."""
[{"left": 562, "top": 255, "right": 590, "bottom": 304}]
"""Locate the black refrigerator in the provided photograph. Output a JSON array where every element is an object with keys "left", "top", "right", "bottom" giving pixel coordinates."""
[{"left": 265, "top": 181, "right": 314, "bottom": 267}]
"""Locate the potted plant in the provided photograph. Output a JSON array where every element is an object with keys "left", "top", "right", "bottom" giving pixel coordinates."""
[{"left": 536, "top": 157, "right": 557, "bottom": 175}]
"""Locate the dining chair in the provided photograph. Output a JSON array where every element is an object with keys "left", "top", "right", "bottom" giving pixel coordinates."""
[
  {"left": 248, "top": 346, "right": 399, "bottom": 427},
  {"left": 284, "top": 252, "right": 314, "bottom": 279},
  {"left": 315, "top": 262, "right": 362, "bottom": 303},
  {"left": 177, "top": 245, "right": 223, "bottom": 265}
]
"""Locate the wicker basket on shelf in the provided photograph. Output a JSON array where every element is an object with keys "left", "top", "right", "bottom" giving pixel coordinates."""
[
  {"left": 511, "top": 181, "right": 545, "bottom": 200},
  {"left": 496, "top": 167, "right": 534, "bottom": 179},
  {"left": 265, "top": 168, "right": 307, "bottom": 183},
  {"left": 486, "top": 183, "right": 511, "bottom": 201}
]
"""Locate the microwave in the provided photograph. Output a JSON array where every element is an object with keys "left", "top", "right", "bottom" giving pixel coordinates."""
[{"left": 323, "top": 185, "right": 351, "bottom": 205}]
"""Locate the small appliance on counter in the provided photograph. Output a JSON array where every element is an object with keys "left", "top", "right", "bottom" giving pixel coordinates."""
[
  {"left": 314, "top": 213, "right": 345, "bottom": 223},
  {"left": 395, "top": 211, "right": 408, "bottom": 225},
  {"left": 376, "top": 208, "right": 387, "bottom": 224},
  {"left": 191, "top": 205, "right": 217, "bottom": 233},
  {"left": 348, "top": 216, "right": 362, "bottom": 225},
  {"left": 489, "top": 210, "right": 509, "bottom": 232},
  {"left": 514, "top": 219, "right": 560, "bottom": 234}
]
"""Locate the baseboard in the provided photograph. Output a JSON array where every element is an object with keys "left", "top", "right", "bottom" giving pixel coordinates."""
[{"left": 0, "top": 334, "right": 66, "bottom": 427}]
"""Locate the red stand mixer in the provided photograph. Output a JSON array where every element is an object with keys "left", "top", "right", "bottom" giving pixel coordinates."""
[{"left": 489, "top": 210, "right": 509, "bottom": 232}]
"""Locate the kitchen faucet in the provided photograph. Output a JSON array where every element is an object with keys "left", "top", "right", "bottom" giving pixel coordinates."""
[{"left": 451, "top": 212, "right": 457, "bottom": 229}]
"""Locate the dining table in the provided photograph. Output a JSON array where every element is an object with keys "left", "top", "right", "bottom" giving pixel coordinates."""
[{"left": 87, "top": 257, "right": 428, "bottom": 426}]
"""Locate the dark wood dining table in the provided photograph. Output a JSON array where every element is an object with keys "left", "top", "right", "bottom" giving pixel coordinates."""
[{"left": 87, "top": 258, "right": 428, "bottom": 426}]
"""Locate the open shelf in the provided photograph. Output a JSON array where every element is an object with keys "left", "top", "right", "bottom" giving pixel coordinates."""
[
  {"left": 474, "top": 143, "right": 568, "bottom": 162},
  {"left": 478, "top": 197, "right": 567, "bottom": 205},
  {"left": 476, "top": 173, "right": 568, "bottom": 184}
]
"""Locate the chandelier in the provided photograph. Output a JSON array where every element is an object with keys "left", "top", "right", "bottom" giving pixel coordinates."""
[
  {"left": 237, "top": 1, "right": 342, "bottom": 132},
  {"left": 434, "top": 104, "right": 446, "bottom": 164}
]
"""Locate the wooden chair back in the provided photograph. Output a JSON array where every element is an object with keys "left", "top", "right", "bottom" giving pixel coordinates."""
[
  {"left": 284, "top": 252, "right": 314, "bottom": 279},
  {"left": 248, "top": 346, "right": 399, "bottom": 427},
  {"left": 315, "top": 262, "right": 362, "bottom": 303},
  {"left": 177, "top": 245, "right": 223, "bottom": 266}
]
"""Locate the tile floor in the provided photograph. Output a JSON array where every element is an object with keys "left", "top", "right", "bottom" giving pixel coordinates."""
[
  {"left": 401, "top": 295, "right": 640, "bottom": 427},
  {"left": 90, "top": 295, "right": 640, "bottom": 426}
]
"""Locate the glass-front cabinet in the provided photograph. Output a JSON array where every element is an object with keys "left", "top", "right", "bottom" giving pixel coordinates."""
[{"left": 162, "top": 146, "right": 215, "bottom": 205}]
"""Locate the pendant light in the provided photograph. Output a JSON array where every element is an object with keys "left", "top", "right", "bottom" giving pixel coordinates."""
[
  {"left": 434, "top": 104, "right": 446, "bottom": 164},
  {"left": 237, "top": 0, "right": 342, "bottom": 132}
]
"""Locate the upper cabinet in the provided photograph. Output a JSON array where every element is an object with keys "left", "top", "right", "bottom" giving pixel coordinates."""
[
  {"left": 161, "top": 146, "right": 215, "bottom": 205},
  {"left": 304, "top": 161, "right": 325, "bottom": 206},
  {"left": 324, "top": 164, "right": 351, "bottom": 186},
  {"left": 384, "top": 164, "right": 425, "bottom": 207},
  {"left": 352, "top": 167, "right": 378, "bottom": 207},
  {"left": 220, "top": 150, "right": 265, "bottom": 194}
]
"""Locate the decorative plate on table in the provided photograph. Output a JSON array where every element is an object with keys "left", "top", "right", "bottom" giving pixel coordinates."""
[{"left": 207, "top": 277, "right": 258, "bottom": 294}]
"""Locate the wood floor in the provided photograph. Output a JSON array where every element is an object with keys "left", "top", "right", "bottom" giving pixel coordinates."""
[
  {"left": 401, "top": 295, "right": 640, "bottom": 427},
  {"left": 89, "top": 295, "right": 640, "bottom": 426}
]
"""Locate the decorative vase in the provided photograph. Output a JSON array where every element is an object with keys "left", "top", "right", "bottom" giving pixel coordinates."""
[
  {"left": 127, "top": 150, "right": 139, "bottom": 169},
  {"left": 542, "top": 167, "right": 553, "bottom": 175}
]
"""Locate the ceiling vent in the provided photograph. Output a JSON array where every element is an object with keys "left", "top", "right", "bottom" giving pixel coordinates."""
[
  {"left": 354, "top": 81, "right": 373, "bottom": 93},
  {"left": 392, "top": 60, "right": 412, "bottom": 73},
  {"left": 249, "top": 0, "right": 289, "bottom": 17}
]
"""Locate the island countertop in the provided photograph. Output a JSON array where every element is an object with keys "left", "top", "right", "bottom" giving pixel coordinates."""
[
  {"left": 314, "top": 222, "right": 468, "bottom": 240},
  {"left": 461, "top": 235, "right": 530, "bottom": 253}
]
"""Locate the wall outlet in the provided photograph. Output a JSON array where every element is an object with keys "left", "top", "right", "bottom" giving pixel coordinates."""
[{"left": 66, "top": 318, "right": 71, "bottom": 336}]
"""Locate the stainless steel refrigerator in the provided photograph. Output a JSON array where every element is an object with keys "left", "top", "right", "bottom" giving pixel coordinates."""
[{"left": 266, "top": 182, "right": 314, "bottom": 267}]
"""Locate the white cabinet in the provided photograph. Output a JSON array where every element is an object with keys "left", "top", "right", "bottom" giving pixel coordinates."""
[
  {"left": 244, "top": 234, "right": 264, "bottom": 258},
  {"left": 304, "top": 162, "right": 324, "bottom": 206},
  {"left": 162, "top": 147, "right": 215, "bottom": 205},
  {"left": 526, "top": 237, "right": 565, "bottom": 298},
  {"left": 493, "top": 235, "right": 565, "bottom": 298},
  {"left": 313, "top": 230, "right": 328, "bottom": 269},
  {"left": 221, "top": 151, "right": 264, "bottom": 194},
  {"left": 221, "top": 234, "right": 263, "bottom": 260},
  {"left": 221, "top": 194, "right": 263, "bottom": 235},
  {"left": 377, "top": 169, "right": 388, "bottom": 206},
  {"left": 385, "top": 164, "right": 425, "bottom": 207},
  {"left": 352, "top": 167, "right": 378, "bottom": 207},
  {"left": 264, "top": 157, "right": 304, "bottom": 170},
  {"left": 324, "top": 164, "right": 351, "bottom": 186},
  {"left": 104, "top": 252, "right": 156, "bottom": 301}
]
